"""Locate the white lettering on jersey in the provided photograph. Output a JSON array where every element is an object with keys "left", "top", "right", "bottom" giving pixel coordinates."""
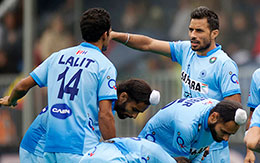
[
  {"left": 181, "top": 70, "right": 208, "bottom": 94},
  {"left": 52, "top": 108, "right": 71, "bottom": 114}
]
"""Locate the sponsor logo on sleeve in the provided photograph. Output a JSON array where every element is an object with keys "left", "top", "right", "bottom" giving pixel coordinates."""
[
  {"left": 108, "top": 79, "right": 117, "bottom": 90},
  {"left": 231, "top": 74, "right": 239, "bottom": 84},
  {"left": 145, "top": 132, "right": 156, "bottom": 142},
  {"left": 51, "top": 104, "right": 72, "bottom": 119},
  {"left": 88, "top": 117, "right": 95, "bottom": 131},
  {"left": 177, "top": 132, "right": 186, "bottom": 148}
]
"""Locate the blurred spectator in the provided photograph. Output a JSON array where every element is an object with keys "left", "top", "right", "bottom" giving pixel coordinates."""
[
  {"left": 37, "top": 13, "right": 74, "bottom": 62},
  {"left": 168, "top": 0, "right": 191, "bottom": 40},
  {"left": 0, "top": 49, "right": 8, "bottom": 73},
  {"left": 0, "top": 10, "right": 23, "bottom": 73},
  {"left": 226, "top": 11, "right": 253, "bottom": 65},
  {"left": 252, "top": 9, "right": 260, "bottom": 63},
  {"left": 121, "top": 0, "right": 148, "bottom": 31}
]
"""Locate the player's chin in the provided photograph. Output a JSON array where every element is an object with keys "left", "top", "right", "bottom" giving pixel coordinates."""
[{"left": 191, "top": 46, "right": 200, "bottom": 51}]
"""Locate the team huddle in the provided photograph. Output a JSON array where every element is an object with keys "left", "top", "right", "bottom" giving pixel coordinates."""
[{"left": 0, "top": 6, "right": 259, "bottom": 163}]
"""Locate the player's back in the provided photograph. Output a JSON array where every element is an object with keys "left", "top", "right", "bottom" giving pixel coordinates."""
[
  {"left": 31, "top": 42, "right": 118, "bottom": 154},
  {"left": 139, "top": 97, "right": 218, "bottom": 157}
]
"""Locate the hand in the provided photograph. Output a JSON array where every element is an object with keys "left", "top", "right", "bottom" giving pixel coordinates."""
[
  {"left": 0, "top": 96, "right": 17, "bottom": 107},
  {"left": 244, "top": 149, "right": 255, "bottom": 163}
]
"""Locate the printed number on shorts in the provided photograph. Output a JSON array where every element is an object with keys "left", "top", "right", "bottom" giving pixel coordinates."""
[{"left": 57, "top": 67, "right": 83, "bottom": 100}]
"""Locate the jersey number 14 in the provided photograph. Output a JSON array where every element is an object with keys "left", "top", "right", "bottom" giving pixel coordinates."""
[{"left": 57, "top": 67, "right": 83, "bottom": 100}]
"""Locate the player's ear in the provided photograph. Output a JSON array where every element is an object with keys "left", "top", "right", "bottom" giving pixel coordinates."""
[
  {"left": 209, "top": 112, "right": 219, "bottom": 124},
  {"left": 118, "top": 92, "right": 128, "bottom": 104},
  {"left": 211, "top": 29, "right": 219, "bottom": 40}
]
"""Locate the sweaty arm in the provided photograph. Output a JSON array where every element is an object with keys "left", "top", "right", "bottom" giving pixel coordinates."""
[
  {"left": 224, "top": 94, "right": 241, "bottom": 103},
  {"left": 111, "top": 31, "right": 171, "bottom": 57},
  {"left": 0, "top": 76, "right": 37, "bottom": 106},
  {"left": 98, "top": 100, "right": 116, "bottom": 140}
]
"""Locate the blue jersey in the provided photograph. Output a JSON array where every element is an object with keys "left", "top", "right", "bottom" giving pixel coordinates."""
[
  {"left": 80, "top": 137, "right": 177, "bottom": 163},
  {"left": 250, "top": 105, "right": 260, "bottom": 128},
  {"left": 169, "top": 41, "right": 240, "bottom": 152},
  {"left": 20, "top": 107, "right": 48, "bottom": 157},
  {"left": 169, "top": 41, "right": 241, "bottom": 100},
  {"left": 247, "top": 68, "right": 260, "bottom": 109},
  {"left": 30, "top": 42, "right": 118, "bottom": 154},
  {"left": 139, "top": 97, "right": 218, "bottom": 161}
]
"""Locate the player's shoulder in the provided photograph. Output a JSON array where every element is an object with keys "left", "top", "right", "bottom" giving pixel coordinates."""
[
  {"left": 170, "top": 40, "right": 190, "bottom": 48},
  {"left": 252, "top": 68, "right": 260, "bottom": 81},
  {"left": 253, "top": 68, "right": 260, "bottom": 75}
]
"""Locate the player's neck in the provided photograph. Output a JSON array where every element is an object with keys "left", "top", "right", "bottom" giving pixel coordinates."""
[{"left": 86, "top": 41, "right": 103, "bottom": 51}]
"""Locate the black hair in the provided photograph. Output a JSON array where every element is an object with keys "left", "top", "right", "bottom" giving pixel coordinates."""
[
  {"left": 117, "top": 79, "right": 152, "bottom": 105},
  {"left": 80, "top": 8, "right": 111, "bottom": 42},
  {"left": 210, "top": 100, "right": 243, "bottom": 123},
  {"left": 190, "top": 6, "right": 219, "bottom": 31}
]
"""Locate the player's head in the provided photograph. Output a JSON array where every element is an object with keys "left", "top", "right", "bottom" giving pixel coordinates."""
[
  {"left": 114, "top": 79, "right": 160, "bottom": 119},
  {"left": 208, "top": 100, "right": 247, "bottom": 142},
  {"left": 189, "top": 6, "right": 219, "bottom": 52},
  {"left": 80, "top": 8, "right": 111, "bottom": 51}
]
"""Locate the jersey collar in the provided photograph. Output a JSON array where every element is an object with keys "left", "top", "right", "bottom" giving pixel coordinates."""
[
  {"left": 80, "top": 42, "right": 102, "bottom": 53},
  {"left": 196, "top": 44, "right": 221, "bottom": 58}
]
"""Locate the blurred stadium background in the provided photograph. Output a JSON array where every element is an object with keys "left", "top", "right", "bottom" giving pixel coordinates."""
[{"left": 0, "top": 0, "right": 259, "bottom": 162}]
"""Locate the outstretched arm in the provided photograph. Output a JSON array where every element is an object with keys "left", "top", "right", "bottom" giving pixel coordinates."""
[
  {"left": 111, "top": 31, "right": 172, "bottom": 58},
  {"left": 0, "top": 76, "right": 37, "bottom": 106}
]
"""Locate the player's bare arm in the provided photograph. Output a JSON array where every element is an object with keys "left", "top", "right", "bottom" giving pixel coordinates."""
[
  {"left": 98, "top": 100, "right": 116, "bottom": 140},
  {"left": 224, "top": 94, "right": 241, "bottom": 103},
  {"left": 244, "top": 126, "right": 260, "bottom": 153},
  {"left": 111, "top": 31, "right": 172, "bottom": 58},
  {"left": 244, "top": 109, "right": 256, "bottom": 163},
  {"left": 0, "top": 76, "right": 36, "bottom": 106}
]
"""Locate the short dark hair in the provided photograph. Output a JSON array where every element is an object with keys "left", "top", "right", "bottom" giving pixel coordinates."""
[
  {"left": 80, "top": 8, "right": 111, "bottom": 42},
  {"left": 210, "top": 100, "right": 243, "bottom": 123},
  {"left": 190, "top": 6, "right": 219, "bottom": 31},
  {"left": 117, "top": 79, "right": 152, "bottom": 105}
]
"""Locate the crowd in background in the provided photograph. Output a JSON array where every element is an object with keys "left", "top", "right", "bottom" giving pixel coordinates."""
[{"left": 0, "top": 0, "right": 260, "bottom": 74}]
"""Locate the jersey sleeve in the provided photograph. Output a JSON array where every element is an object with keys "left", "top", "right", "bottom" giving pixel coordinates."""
[
  {"left": 30, "top": 53, "right": 57, "bottom": 87},
  {"left": 169, "top": 41, "right": 190, "bottom": 66},
  {"left": 98, "top": 65, "right": 118, "bottom": 101},
  {"left": 219, "top": 60, "right": 241, "bottom": 98},
  {"left": 247, "top": 69, "right": 260, "bottom": 109},
  {"left": 171, "top": 123, "right": 194, "bottom": 157},
  {"left": 250, "top": 105, "right": 260, "bottom": 128}
]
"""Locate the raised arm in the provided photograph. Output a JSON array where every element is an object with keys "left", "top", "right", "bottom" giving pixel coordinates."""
[{"left": 111, "top": 31, "right": 172, "bottom": 58}]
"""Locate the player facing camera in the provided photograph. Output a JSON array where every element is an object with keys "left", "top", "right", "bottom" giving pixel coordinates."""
[{"left": 114, "top": 79, "right": 160, "bottom": 119}]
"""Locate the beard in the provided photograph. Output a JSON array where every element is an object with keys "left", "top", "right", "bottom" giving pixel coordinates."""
[
  {"left": 191, "top": 38, "right": 211, "bottom": 52},
  {"left": 114, "top": 102, "right": 128, "bottom": 119},
  {"left": 208, "top": 122, "right": 223, "bottom": 142}
]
